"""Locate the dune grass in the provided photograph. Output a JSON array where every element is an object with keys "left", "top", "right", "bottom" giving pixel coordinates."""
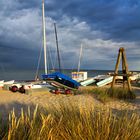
[
  {"left": 77, "top": 87, "right": 136, "bottom": 103},
  {"left": 0, "top": 101, "right": 140, "bottom": 140},
  {"left": 108, "top": 87, "right": 136, "bottom": 99}
]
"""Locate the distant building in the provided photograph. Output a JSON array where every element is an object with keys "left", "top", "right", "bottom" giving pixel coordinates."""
[{"left": 72, "top": 72, "right": 87, "bottom": 82}]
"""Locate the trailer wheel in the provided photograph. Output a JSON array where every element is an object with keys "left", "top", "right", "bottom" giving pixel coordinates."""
[
  {"left": 65, "top": 89, "right": 71, "bottom": 94},
  {"left": 10, "top": 86, "right": 18, "bottom": 92},
  {"left": 55, "top": 89, "right": 60, "bottom": 94},
  {"left": 19, "top": 86, "right": 25, "bottom": 93}
]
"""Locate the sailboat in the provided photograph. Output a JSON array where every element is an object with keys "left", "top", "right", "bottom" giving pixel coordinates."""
[
  {"left": 27, "top": 0, "right": 53, "bottom": 90},
  {"left": 72, "top": 44, "right": 88, "bottom": 82},
  {"left": 9, "top": 0, "right": 52, "bottom": 93},
  {"left": 41, "top": 1, "right": 80, "bottom": 92},
  {"left": 9, "top": 0, "right": 80, "bottom": 94}
]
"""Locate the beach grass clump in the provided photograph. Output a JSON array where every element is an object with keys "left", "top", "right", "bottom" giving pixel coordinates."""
[
  {"left": 91, "top": 88, "right": 111, "bottom": 102},
  {"left": 79, "top": 87, "right": 136, "bottom": 102},
  {"left": 1, "top": 102, "right": 140, "bottom": 140},
  {"left": 77, "top": 88, "right": 111, "bottom": 102},
  {"left": 108, "top": 87, "right": 136, "bottom": 99}
]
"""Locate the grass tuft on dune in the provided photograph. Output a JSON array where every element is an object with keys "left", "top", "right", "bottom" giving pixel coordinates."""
[
  {"left": 0, "top": 101, "right": 140, "bottom": 140},
  {"left": 77, "top": 87, "right": 136, "bottom": 103}
]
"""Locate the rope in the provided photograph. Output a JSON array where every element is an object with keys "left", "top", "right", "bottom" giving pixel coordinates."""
[
  {"left": 35, "top": 45, "right": 43, "bottom": 80},
  {"left": 58, "top": 47, "right": 64, "bottom": 73},
  {"left": 53, "top": 50, "right": 58, "bottom": 70},
  {"left": 47, "top": 44, "right": 55, "bottom": 71},
  {"left": 71, "top": 58, "right": 77, "bottom": 71}
]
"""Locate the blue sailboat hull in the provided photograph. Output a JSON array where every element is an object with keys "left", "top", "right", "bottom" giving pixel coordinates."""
[{"left": 42, "top": 72, "right": 80, "bottom": 89}]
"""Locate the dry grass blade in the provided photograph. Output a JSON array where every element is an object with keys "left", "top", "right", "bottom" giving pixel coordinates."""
[{"left": 0, "top": 100, "right": 139, "bottom": 140}]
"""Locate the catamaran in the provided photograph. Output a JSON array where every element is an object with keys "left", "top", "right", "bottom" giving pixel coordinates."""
[
  {"left": 9, "top": 0, "right": 52, "bottom": 93},
  {"left": 41, "top": 0, "right": 80, "bottom": 92}
]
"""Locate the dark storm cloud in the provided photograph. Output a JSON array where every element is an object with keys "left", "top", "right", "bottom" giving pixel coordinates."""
[
  {"left": 1, "top": 0, "right": 140, "bottom": 41},
  {"left": 0, "top": 0, "right": 140, "bottom": 71},
  {"left": 0, "top": 0, "right": 40, "bottom": 11},
  {"left": 0, "top": 43, "right": 40, "bottom": 70},
  {"left": 0, "top": 1, "right": 43, "bottom": 70},
  {"left": 1, "top": 0, "right": 140, "bottom": 43},
  {"left": 45, "top": 0, "right": 140, "bottom": 42},
  {"left": 17, "top": 0, "right": 40, "bottom": 9}
]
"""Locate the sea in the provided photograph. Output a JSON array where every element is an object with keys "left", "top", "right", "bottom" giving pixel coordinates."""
[{"left": 0, "top": 69, "right": 139, "bottom": 81}]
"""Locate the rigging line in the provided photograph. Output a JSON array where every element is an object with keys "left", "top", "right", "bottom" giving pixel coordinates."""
[
  {"left": 47, "top": 44, "right": 55, "bottom": 71},
  {"left": 58, "top": 48, "right": 64, "bottom": 73},
  {"left": 35, "top": 45, "right": 43, "bottom": 80},
  {"left": 77, "top": 43, "right": 83, "bottom": 72},
  {"left": 70, "top": 46, "right": 80, "bottom": 72},
  {"left": 49, "top": 42, "right": 57, "bottom": 70},
  {"left": 71, "top": 57, "right": 77, "bottom": 71},
  {"left": 54, "top": 23, "right": 61, "bottom": 72},
  {"left": 53, "top": 50, "right": 58, "bottom": 70}
]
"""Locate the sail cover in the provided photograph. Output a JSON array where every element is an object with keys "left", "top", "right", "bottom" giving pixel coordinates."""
[{"left": 42, "top": 72, "right": 80, "bottom": 89}]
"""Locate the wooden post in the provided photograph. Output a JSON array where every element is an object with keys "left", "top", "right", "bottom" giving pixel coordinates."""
[
  {"left": 111, "top": 47, "right": 132, "bottom": 92},
  {"left": 111, "top": 48, "right": 122, "bottom": 88},
  {"left": 122, "top": 49, "right": 132, "bottom": 91}
]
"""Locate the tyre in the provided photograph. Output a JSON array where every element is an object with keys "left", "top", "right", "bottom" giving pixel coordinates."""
[
  {"left": 19, "top": 86, "right": 25, "bottom": 93},
  {"left": 10, "top": 86, "right": 18, "bottom": 92},
  {"left": 55, "top": 89, "right": 60, "bottom": 94},
  {"left": 65, "top": 89, "right": 71, "bottom": 94}
]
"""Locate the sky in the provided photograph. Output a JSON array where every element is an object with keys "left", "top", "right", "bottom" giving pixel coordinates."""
[{"left": 0, "top": 0, "right": 140, "bottom": 72}]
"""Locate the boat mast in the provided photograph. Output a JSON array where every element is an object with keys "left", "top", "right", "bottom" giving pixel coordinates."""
[
  {"left": 42, "top": 0, "right": 47, "bottom": 74},
  {"left": 78, "top": 43, "right": 83, "bottom": 72},
  {"left": 54, "top": 22, "right": 61, "bottom": 72}
]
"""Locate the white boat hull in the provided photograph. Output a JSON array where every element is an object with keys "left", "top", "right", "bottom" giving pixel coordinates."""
[
  {"left": 80, "top": 78, "right": 96, "bottom": 86},
  {"left": 4, "top": 80, "right": 15, "bottom": 85},
  {"left": 96, "top": 76, "right": 113, "bottom": 87},
  {"left": 0, "top": 80, "right": 4, "bottom": 88}
]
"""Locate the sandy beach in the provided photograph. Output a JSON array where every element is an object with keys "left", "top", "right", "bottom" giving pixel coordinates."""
[{"left": 0, "top": 86, "right": 140, "bottom": 120}]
